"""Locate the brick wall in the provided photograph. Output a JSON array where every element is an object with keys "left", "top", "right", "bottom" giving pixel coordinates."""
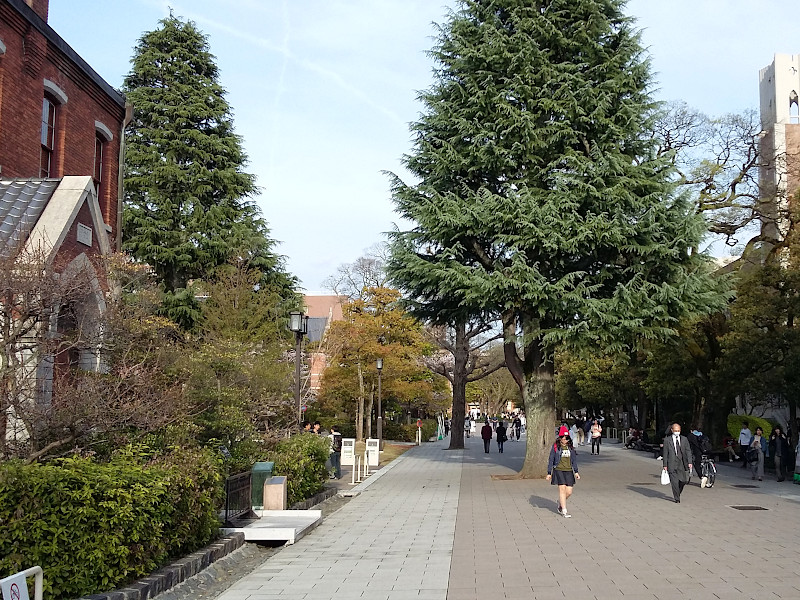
[{"left": 0, "top": 1, "right": 126, "bottom": 246}]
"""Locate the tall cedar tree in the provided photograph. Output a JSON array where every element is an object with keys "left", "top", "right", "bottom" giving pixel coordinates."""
[
  {"left": 123, "top": 17, "right": 293, "bottom": 302},
  {"left": 387, "top": 0, "right": 723, "bottom": 476}
]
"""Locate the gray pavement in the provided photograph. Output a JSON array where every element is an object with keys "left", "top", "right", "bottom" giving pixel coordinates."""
[{"left": 214, "top": 433, "right": 800, "bottom": 600}]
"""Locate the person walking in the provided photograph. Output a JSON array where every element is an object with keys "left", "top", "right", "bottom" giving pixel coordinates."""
[
  {"left": 512, "top": 415, "right": 522, "bottom": 441},
  {"left": 546, "top": 426, "right": 580, "bottom": 518},
  {"left": 662, "top": 422, "right": 693, "bottom": 503},
  {"left": 496, "top": 420, "right": 508, "bottom": 453},
  {"left": 328, "top": 426, "right": 343, "bottom": 479},
  {"left": 738, "top": 420, "right": 752, "bottom": 469},
  {"left": 749, "top": 426, "right": 766, "bottom": 481},
  {"left": 769, "top": 426, "right": 790, "bottom": 482},
  {"left": 575, "top": 415, "right": 585, "bottom": 446},
  {"left": 481, "top": 420, "right": 493, "bottom": 453},
  {"left": 464, "top": 416, "right": 471, "bottom": 438},
  {"left": 583, "top": 417, "right": 593, "bottom": 447},
  {"left": 590, "top": 419, "right": 603, "bottom": 455}
]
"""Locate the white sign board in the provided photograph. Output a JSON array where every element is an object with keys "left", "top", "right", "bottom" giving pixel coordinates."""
[
  {"left": 341, "top": 438, "right": 356, "bottom": 466},
  {"left": 1, "top": 572, "right": 30, "bottom": 600},
  {"left": 366, "top": 438, "right": 379, "bottom": 467}
]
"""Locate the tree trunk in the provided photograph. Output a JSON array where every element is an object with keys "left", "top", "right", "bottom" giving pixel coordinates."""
[
  {"left": 356, "top": 361, "right": 365, "bottom": 441},
  {"left": 366, "top": 383, "right": 374, "bottom": 439},
  {"left": 448, "top": 321, "right": 469, "bottom": 450},
  {"left": 518, "top": 341, "right": 555, "bottom": 479}
]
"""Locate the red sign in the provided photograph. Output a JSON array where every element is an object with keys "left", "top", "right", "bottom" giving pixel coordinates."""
[
  {"left": 417, "top": 419, "right": 423, "bottom": 427},
  {"left": 10, "top": 583, "right": 21, "bottom": 600}
]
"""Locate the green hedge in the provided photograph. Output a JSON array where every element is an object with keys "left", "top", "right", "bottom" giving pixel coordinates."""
[
  {"left": 268, "top": 434, "right": 329, "bottom": 506},
  {"left": 0, "top": 450, "right": 221, "bottom": 600},
  {"left": 727, "top": 414, "right": 773, "bottom": 442},
  {"left": 383, "top": 419, "right": 438, "bottom": 443},
  {"left": 318, "top": 418, "right": 356, "bottom": 439}
]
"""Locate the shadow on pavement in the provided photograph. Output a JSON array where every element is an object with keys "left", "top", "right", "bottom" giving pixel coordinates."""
[
  {"left": 627, "top": 484, "right": 673, "bottom": 501},
  {"left": 528, "top": 494, "right": 559, "bottom": 510}
]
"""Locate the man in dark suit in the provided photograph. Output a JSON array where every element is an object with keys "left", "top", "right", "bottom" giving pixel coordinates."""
[{"left": 662, "top": 422, "right": 693, "bottom": 503}]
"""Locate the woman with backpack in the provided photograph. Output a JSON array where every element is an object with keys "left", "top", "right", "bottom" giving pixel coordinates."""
[{"left": 547, "top": 426, "right": 580, "bottom": 518}]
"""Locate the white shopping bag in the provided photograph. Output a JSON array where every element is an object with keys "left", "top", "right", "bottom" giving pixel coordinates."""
[{"left": 660, "top": 470, "right": 670, "bottom": 485}]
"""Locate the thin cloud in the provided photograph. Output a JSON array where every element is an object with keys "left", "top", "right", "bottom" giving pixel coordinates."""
[{"left": 165, "top": 2, "right": 404, "bottom": 126}]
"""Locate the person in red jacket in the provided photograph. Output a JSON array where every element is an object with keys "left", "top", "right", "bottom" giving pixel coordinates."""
[{"left": 481, "top": 420, "right": 493, "bottom": 453}]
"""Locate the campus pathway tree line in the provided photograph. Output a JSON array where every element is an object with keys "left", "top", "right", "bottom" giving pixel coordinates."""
[{"left": 2, "top": 1, "right": 799, "bottom": 598}]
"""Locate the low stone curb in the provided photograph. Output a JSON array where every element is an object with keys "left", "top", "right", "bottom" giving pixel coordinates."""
[
  {"left": 77, "top": 533, "right": 245, "bottom": 600},
  {"left": 289, "top": 485, "right": 337, "bottom": 509}
]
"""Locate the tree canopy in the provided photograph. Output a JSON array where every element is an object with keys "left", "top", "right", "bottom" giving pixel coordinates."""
[
  {"left": 388, "top": 0, "right": 724, "bottom": 476},
  {"left": 122, "top": 16, "right": 294, "bottom": 308}
]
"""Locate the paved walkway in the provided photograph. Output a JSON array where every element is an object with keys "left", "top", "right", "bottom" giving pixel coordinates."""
[{"left": 215, "top": 433, "right": 800, "bottom": 600}]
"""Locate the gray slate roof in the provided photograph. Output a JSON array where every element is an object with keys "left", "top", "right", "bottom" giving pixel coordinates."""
[
  {"left": 0, "top": 179, "right": 60, "bottom": 257},
  {"left": 306, "top": 317, "right": 329, "bottom": 343}
]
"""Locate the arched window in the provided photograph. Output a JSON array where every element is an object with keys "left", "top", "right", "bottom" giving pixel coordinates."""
[
  {"left": 93, "top": 135, "right": 104, "bottom": 193},
  {"left": 94, "top": 121, "right": 113, "bottom": 200},
  {"left": 790, "top": 90, "right": 799, "bottom": 124},
  {"left": 40, "top": 94, "right": 58, "bottom": 177}
]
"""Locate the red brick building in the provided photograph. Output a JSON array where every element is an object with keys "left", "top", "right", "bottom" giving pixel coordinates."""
[
  {"left": 1, "top": 0, "right": 128, "bottom": 446},
  {"left": 0, "top": 0, "right": 128, "bottom": 249}
]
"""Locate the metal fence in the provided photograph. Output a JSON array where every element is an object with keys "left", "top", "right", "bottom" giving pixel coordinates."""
[{"left": 224, "top": 471, "right": 257, "bottom": 526}]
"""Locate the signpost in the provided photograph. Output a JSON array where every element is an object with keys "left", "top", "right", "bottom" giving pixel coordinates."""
[
  {"left": 0, "top": 566, "right": 43, "bottom": 600},
  {"left": 365, "top": 438, "right": 379, "bottom": 467},
  {"left": 341, "top": 438, "right": 356, "bottom": 466}
]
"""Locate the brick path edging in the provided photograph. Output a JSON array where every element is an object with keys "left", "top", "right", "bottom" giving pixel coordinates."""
[{"left": 77, "top": 533, "right": 245, "bottom": 600}]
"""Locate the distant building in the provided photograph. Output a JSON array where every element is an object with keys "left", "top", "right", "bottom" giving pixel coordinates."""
[
  {"left": 758, "top": 54, "right": 800, "bottom": 251},
  {"left": 1, "top": 0, "right": 128, "bottom": 443},
  {"left": 303, "top": 294, "right": 346, "bottom": 395}
]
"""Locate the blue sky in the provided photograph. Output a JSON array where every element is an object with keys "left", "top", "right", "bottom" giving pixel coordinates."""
[{"left": 50, "top": 0, "right": 799, "bottom": 290}]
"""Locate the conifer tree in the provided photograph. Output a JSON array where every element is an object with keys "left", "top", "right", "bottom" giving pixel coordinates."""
[
  {"left": 122, "top": 16, "right": 293, "bottom": 303},
  {"left": 387, "top": 0, "right": 724, "bottom": 476}
]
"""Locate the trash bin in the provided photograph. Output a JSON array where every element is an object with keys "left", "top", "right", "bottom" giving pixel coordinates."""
[{"left": 251, "top": 461, "right": 274, "bottom": 509}]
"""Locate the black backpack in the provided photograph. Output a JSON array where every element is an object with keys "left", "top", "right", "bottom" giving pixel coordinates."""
[
  {"left": 700, "top": 436, "right": 713, "bottom": 454},
  {"left": 332, "top": 434, "right": 342, "bottom": 452}
]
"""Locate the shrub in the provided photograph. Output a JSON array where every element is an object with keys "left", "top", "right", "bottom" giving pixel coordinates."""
[
  {"left": 0, "top": 451, "right": 222, "bottom": 600},
  {"left": 727, "top": 414, "right": 772, "bottom": 442},
  {"left": 318, "top": 418, "right": 356, "bottom": 439},
  {"left": 383, "top": 419, "right": 438, "bottom": 443},
  {"left": 268, "top": 433, "right": 329, "bottom": 506}
]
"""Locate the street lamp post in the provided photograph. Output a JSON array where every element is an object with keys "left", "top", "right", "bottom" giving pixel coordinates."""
[
  {"left": 376, "top": 358, "right": 383, "bottom": 450},
  {"left": 288, "top": 311, "right": 308, "bottom": 426}
]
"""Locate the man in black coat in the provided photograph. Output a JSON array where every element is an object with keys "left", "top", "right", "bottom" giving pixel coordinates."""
[{"left": 662, "top": 422, "right": 693, "bottom": 503}]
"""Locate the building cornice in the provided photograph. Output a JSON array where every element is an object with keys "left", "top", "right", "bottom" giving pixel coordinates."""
[{"left": 5, "top": 0, "right": 125, "bottom": 108}]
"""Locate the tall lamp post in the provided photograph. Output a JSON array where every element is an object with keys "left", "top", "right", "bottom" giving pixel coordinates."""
[
  {"left": 376, "top": 358, "right": 383, "bottom": 450},
  {"left": 289, "top": 311, "right": 308, "bottom": 426}
]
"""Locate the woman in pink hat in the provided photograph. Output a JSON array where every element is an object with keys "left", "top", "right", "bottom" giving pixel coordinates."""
[{"left": 546, "top": 426, "right": 580, "bottom": 518}]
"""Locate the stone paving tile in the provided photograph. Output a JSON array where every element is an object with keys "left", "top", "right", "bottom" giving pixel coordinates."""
[
  {"left": 447, "top": 435, "right": 800, "bottom": 600},
  {"left": 215, "top": 440, "right": 461, "bottom": 600}
]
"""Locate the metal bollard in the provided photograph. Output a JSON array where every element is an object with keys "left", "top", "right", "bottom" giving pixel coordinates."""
[{"left": 363, "top": 451, "right": 370, "bottom": 477}]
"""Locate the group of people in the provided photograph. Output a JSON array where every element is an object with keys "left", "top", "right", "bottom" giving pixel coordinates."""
[
  {"left": 546, "top": 417, "right": 800, "bottom": 516},
  {"left": 302, "top": 421, "right": 343, "bottom": 480},
  {"left": 560, "top": 416, "right": 604, "bottom": 455},
  {"left": 735, "top": 421, "right": 794, "bottom": 482},
  {"left": 479, "top": 416, "right": 523, "bottom": 453}
]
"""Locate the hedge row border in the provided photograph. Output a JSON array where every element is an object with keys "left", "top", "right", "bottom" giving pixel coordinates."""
[{"left": 77, "top": 533, "right": 244, "bottom": 600}]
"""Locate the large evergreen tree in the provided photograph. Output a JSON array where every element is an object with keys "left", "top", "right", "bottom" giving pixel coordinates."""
[
  {"left": 123, "top": 16, "right": 293, "bottom": 300},
  {"left": 387, "top": 0, "right": 723, "bottom": 476}
]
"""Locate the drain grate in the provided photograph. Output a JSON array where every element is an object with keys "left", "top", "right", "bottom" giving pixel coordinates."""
[
  {"left": 730, "top": 505, "right": 768, "bottom": 510},
  {"left": 732, "top": 484, "right": 759, "bottom": 489}
]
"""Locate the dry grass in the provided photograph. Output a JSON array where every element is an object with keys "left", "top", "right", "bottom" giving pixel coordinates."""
[{"left": 353, "top": 441, "right": 414, "bottom": 466}]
